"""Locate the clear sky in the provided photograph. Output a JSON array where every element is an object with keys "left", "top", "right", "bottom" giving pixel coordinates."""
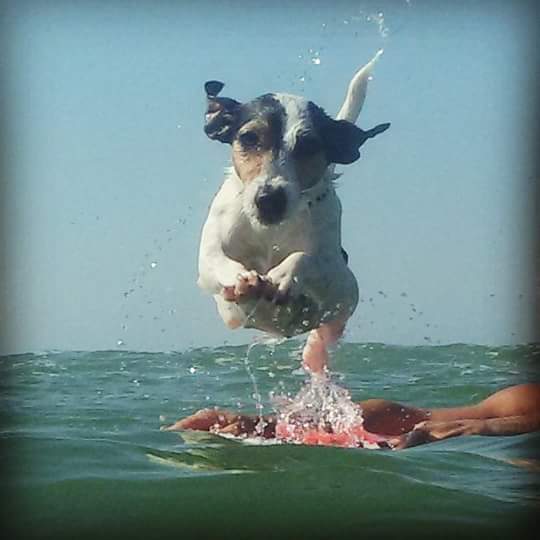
[{"left": 1, "top": 0, "right": 538, "bottom": 354}]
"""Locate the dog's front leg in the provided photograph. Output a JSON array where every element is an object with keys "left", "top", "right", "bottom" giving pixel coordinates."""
[
  {"left": 265, "top": 251, "right": 311, "bottom": 301},
  {"left": 197, "top": 231, "right": 247, "bottom": 295},
  {"left": 199, "top": 251, "right": 251, "bottom": 330},
  {"left": 198, "top": 214, "right": 257, "bottom": 329},
  {"left": 199, "top": 225, "right": 280, "bottom": 329}
]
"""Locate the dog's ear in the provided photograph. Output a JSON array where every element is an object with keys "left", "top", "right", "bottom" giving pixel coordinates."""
[
  {"left": 310, "top": 103, "right": 390, "bottom": 164},
  {"left": 204, "top": 80, "right": 241, "bottom": 144},
  {"left": 322, "top": 118, "right": 390, "bottom": 165}
]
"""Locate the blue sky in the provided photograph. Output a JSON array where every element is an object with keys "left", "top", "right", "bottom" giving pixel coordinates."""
[{"left": 1, "top": 0, "right": 538, "bottom": 354}]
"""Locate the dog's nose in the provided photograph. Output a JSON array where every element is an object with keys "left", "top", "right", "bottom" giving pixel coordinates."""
[{"left": 255, "top": 186, "right": 287, "bottom": 224}]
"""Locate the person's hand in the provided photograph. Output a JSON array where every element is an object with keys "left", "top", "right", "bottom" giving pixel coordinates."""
[
  {"left": 388, "top": 419, "right": 480, "bottom": 449},
  {"left": 162, "top": 408, "right": 275, "bottom": 438}
]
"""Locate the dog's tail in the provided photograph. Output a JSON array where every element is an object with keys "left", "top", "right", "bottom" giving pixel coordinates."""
[{"left": 336, "top": 49, "right": 384, "bottom": 124}]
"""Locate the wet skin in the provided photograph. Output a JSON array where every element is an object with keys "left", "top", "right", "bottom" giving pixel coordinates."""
[{"left": 163, "top": 383, "right": 540, "bottom": 449}]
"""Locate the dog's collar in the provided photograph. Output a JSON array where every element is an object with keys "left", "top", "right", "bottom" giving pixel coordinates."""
[
  {"left": 307, "top": 188, "right": 330, "bottom": 208},
  {"left": 304, "top": 182, "right": 333, "bottom": 209}
]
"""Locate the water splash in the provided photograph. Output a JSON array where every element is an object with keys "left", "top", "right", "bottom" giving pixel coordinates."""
[
  {"left": 366, "top": 12, "right": 390, "bottom": 39},
  {"left": 273, "top": 374, "right": 363, "bottom": 435},
  {"left": 350, "top": 8, "right": 391, "bottom": 40},
  {"left": 242, "top": 335, "right": 287, "bottom": 436},
  {"left": 244, "top": 342, "right": 264, "bottom": 432},
  {"left": 272, "top": 374, "right": 387, "bottom": 449}
]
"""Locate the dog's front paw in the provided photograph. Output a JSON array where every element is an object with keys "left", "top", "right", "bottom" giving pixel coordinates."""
[
  {"left": 222, "top": 271, "right": 276, "bottom": 303},
  {"left": 266, "top": 266, "right": 303, "bottom": 304}
]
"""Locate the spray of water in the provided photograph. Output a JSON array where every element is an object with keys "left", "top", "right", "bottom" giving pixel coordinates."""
[
  {"left": 273, "top": 374, "right": 364, "bottom": 435},
  {"left": 243, "top": 341, "right": 265, "bottom": 435},
  {"left": 243, "top": 334, "right": 286, "bottom": 436}
]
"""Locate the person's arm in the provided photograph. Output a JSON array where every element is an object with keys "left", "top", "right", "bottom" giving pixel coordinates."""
[
  {"left": 471, "top": 414, "right": 540, "bottom": 436},
  {"left": 164, "top": 384, "right": 540, "bottom": 448},
  {"left": 389, "top": 413, "right": 540, "bottom": 449},
  {"left": 162, "top": 408, "right": 277, "bottom": 438}
]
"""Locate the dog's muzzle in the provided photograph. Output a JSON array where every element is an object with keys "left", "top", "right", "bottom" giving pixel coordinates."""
[{"left": 255, "top": 186, "right": 287, "bottom": 225}]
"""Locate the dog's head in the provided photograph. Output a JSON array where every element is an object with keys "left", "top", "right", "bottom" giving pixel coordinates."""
[{"left": 204, "top": 80, "right": 389, "bottom": 226}]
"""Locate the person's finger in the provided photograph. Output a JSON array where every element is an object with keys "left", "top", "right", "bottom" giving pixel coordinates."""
[
  {"left": 388, "top": 425, "right": 432, "bottom": 449},
  {"left": 387, "top": 434, "right": 409, "bottom": 450},
  {"left": 160, "top": 420, "right": 185, "bottom": 432},
  {"left": 216, "top": 421, "right": 243, "bottom": 436}
]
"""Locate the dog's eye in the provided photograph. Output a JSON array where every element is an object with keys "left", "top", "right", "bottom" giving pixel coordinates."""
[
  {"left": 293, "top": 135, "right": 322, "bottom": 157},
  {"left": 238, "top": 130, "right": 260, "bottom": 149}
]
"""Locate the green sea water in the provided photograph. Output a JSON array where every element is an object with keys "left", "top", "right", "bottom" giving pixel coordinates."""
[{"left": 1, "top": 342, "right": 539, "bottom": 540}]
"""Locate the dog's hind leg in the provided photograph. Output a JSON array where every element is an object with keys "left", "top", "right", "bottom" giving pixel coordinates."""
[{"left": 301, "top": 318, "right": 346, "bottom": 374}]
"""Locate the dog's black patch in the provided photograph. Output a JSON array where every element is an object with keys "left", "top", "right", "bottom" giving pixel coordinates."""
[
  {"left": 204, "top": 80, "right": 225, "bottom": 98},
  {"left": 308, "top": 102, "right": 390, "bottom": 165},
  {"left": 203, "top": 81, "right": 242, "bottom": 144},
  {"left": 237, "top": 94, "right": 286, "bottom": 155}
]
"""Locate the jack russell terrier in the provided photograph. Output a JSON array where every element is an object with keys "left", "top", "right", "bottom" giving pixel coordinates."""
[{"left": 198, "top": 51, "right": 390, "bottom": 374}]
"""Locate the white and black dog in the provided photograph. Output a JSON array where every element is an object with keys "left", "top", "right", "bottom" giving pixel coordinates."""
[{"left": 198, "top": 52, "right": 390, "bottom": 373}]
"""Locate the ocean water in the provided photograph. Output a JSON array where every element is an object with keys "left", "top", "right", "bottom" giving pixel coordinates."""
[{"left": 1, "top": 342, "right": 539, "bottom": 540}]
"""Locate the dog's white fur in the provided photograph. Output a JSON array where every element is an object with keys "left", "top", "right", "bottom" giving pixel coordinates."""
[{"left": 198, "top": 52, "right": 383, "bottom": 371}]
